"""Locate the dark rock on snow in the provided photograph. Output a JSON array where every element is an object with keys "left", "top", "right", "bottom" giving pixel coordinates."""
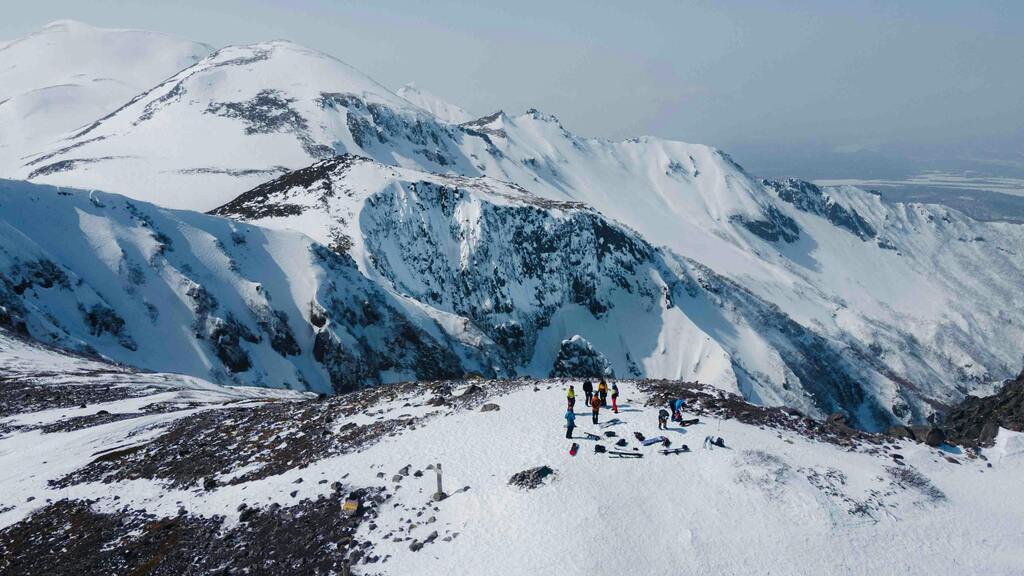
[
  {"left": 508, "top": 466, "right": 556, "bottom": 490},
  {"left": 944, "top": 371, "right": 1024, "bottom": 447}
]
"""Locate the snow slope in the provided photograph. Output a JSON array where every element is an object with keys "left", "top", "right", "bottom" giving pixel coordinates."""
[
  {"left": 0, "top": 20, "right": 212, "bottom": 172},
  {"left": 1, "top": 334, "right": 1021, "bottom": 575},
  {"left": 0, "top": 178, "right": 480, "bottom": 393},
  {"left": 14, "top": 40, "right": 462, "bottom": 209},
  {"left": 397, "top": 82, "right": 473, "bottom": 124}
]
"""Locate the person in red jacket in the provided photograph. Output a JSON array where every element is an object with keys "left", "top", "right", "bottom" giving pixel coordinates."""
[{"left": 590, "top": 393, "right": 601, "bottom": 425}]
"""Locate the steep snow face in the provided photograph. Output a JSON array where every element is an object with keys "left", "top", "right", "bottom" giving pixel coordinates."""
[
  {"left": 0, "top": 179, "right": 474, "bottom": 393},
  {"left": 0, "top": 21, "right": 212, "bottom": 171},
  {"left": 757, "top": 181, "right": 1024, "bottom": 404},
  {"left": 212, "top": 156, "right": 934, "bottom": 426},
  {"left": 213, "top": 156, "right": 736, "bottom": 386},
  {"left": 396, "top": 82, "right": 473, "bottom": 124}
]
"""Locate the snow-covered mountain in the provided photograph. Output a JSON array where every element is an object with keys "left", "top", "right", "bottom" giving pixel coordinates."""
[
  {"left": 0, "top": 178, "right": 488, "bottom": 393},
  {"left": 0, "top": 20, "right": 212, "bottom": 173},
  {"left": 396, "top": 82, "right": 474, "bottom": 124},
  {"left": 2, "top": 22, "right": 1023, "bottom": 428},
  {"left": 13, "top": 39, "right": 465, "bottom": 209},
  {"left": 1, "top": 332, "right": 1022, "bottom": 574},
  {"left": 210, "top": 155, "right": 1024, "bottom": 427}
]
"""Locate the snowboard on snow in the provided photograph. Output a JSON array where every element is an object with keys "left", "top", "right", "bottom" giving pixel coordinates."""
[
  {"left": 600, "top": 418, "right": 624, "bottom": 428},
  {"left": 569, "top": 442, "right": 579, "bottom": 456},
  {"left": 660, "top": 446, "right": 691, "bottom": 455},
  {"left": 583, "top": 432, "right": 601, "bottom": 441},
  {"left": 608, "top": 450, "right": 643, "bottom": 458},
  {"left": 680, "top": 418, "right": 700, "bottom": 427}
]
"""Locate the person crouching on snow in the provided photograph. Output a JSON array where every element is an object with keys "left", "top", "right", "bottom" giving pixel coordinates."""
[{"left": 658, "top": 409, "right": 669, "bottom": 430}]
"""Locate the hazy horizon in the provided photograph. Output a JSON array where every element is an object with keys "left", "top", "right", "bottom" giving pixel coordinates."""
[{"left": 4, "top": 1, "right": 1022, "bottom": 180}]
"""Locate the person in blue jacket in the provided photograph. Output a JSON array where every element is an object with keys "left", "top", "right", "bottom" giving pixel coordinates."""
[
  {"left": 670, "top": 398, "right": 686, "bottom": 423},
  {"left": 564, "top": 409, "right": 576, "bottom": 439}
]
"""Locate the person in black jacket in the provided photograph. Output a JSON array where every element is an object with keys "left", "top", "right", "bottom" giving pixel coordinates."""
[
  {"left": 658, "top": 409, "right": 669, "bottom": 430},
  {"left": 582, "top": 379, "right": 594, "bottom": 407}
]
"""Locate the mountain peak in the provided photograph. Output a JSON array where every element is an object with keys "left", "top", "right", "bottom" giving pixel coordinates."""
[{"left": 521, "top": 108, "right": 562, "bottom": 126}]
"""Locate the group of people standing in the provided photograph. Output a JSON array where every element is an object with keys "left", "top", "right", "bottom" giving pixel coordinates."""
[{"left": 564, "top": 378, "right": 619, "bottom": 437}]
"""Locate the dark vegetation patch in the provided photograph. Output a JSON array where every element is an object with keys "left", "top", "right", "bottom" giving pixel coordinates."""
[
  {"left": 885, "top": 466, "right": 946, "bottom": 501},
  {"left": 27, "top": 157, "right": 128, "bottom": 179},
  {"left": 0, "top": 488, "right": 385, "bottom": 576},
  {"left": 0, "top": 374, "right": 146, "bottom": 421},
  {"left": 208, "top": 155, "right": 363, "bottom": 219},
  {"left": 638, "top": 379, "right": 892, "bottom": 451},
  {"left": 51, "top": 379, "right": 523, "bottom": 490},
  {"left": 179, "top": 166, "right": 291, "bottom": 177}
]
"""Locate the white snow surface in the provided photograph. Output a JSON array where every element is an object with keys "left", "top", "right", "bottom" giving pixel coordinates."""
[
  {"left": 0, "top": 20, "right": 212, "bottom": 172},
  {"left": 1, "top": 334, "right": 1021, "bottom": 575},
  {"left": 396, "top": 82, "right": 474, "bottom": 124}
]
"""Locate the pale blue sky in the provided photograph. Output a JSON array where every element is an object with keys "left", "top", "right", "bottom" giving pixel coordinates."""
[{"left": 4, "top": 1, "right": 1022, "bottom": 176}]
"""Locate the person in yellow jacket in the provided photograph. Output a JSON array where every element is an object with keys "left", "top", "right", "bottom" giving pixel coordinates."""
[
  {"left": 566, "top": 385, "right": 576, "bottom": 410},
  {"left": 597, "top": 379, "right": 609, "bottom": 407}
]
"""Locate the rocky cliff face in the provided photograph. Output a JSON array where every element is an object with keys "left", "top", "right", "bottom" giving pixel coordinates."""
[
  {"left": 762, "top": 178, "right": 877, "bottom": 240},
  {"left": 212, "top": 156, "right": 911, "bottom": 428},
  {"left": 549, "top": 336, "right": 614, "bottom": 379},
  {"left": 944, "top": 371, "right": 1024, "bottom": 447}
]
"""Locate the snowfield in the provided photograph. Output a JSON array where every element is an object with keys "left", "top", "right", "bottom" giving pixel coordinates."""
[
  {"left": 1, "top": 333, "right": 1021, "bottom": 575},
  {"left": 0, "top": 20, "right": 212, "bottom": 174}
]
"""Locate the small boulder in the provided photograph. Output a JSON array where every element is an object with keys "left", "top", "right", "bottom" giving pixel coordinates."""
[
  {"left": 886, "top": 425, "right": 915, "bottom": 441},
  {"left": 910, "top": 426, "right": 946, "bottom": 447},
  {"left": 480, "top": 403, "right": 501, "bottom": 412},
  {"left": 509, "top": 466, "right": 556, "bottom": 489}
]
